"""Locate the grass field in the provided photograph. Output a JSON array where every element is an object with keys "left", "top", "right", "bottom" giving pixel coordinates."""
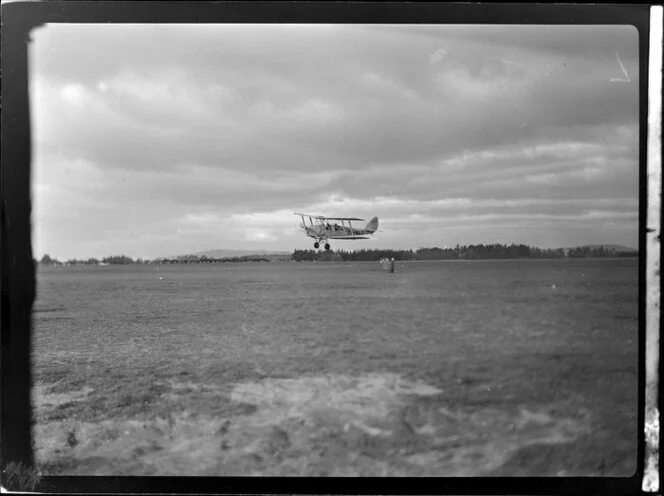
[{"left": 31, "top": 258, "right": 639, "bottom": 476}]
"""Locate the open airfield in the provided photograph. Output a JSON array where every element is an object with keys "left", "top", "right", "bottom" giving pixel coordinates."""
[{"left": 32, "top": 258, "right": 638, "bottom": 476}]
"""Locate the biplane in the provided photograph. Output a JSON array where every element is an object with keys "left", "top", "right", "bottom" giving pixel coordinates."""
[{"left": 295, "top": 213, "right": 379, "bottom": 250}]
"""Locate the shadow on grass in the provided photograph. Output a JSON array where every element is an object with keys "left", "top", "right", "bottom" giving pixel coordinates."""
[{"left": 486, "top": 432, "right": 637, "bottom": 476}]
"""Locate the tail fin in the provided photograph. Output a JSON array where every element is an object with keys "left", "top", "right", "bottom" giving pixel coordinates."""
[{"left": 365, "top": 216, "right": 379, "bottom": 233}]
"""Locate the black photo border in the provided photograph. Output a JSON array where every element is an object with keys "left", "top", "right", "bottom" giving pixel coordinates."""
[{"left": 0, "top": 2, "right": 657, "bottom": 494}]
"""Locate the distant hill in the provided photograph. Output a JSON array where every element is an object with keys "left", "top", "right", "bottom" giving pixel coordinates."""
[{"left": 170, "top": 249, "right": 292, "bottom": 259}]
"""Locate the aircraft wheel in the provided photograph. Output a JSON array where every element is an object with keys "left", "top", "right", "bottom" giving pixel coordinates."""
[
  {"left": 325, "top": 243, "right": 331, "bottom": 251},
  {"left": 314, "top": 242, "right": 320, "bottom": 249}
]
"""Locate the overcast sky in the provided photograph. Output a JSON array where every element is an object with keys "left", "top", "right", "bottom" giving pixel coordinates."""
[{"left": 29, "top": 23, "right": 639, "bottom": 260}]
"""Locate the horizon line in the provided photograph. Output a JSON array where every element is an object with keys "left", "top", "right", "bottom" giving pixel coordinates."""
[{"left": 35, "top": 242, "right": 639, "bottom": 262}]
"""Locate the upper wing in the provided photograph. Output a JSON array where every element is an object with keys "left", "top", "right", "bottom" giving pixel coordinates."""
[
  {"left": 324, "top": 217, "right": 365, "bottom": 221},
  {"left": 294, "top": 212, "right": 325, "bottom": 219},
  {"left": 294, "top": 213, "right": 365, "bottom": 221}
]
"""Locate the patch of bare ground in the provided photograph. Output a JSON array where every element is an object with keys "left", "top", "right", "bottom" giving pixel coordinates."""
[{"left": 34, "top": 373, "right": 592, "bottom": 476}]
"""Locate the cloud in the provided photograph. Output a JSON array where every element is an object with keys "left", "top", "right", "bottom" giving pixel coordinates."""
[
  {"left": 244, "top": 229, "right": 278, "bottom": 242},
  {"left": 429, "top": 48, "right": 448, "bottom": 65},
  {"left": 29, "top": 23, "right": 640, "bottom": 258},
  {"left": 360, "top": 71, "right": 419, "bottom": 101}
]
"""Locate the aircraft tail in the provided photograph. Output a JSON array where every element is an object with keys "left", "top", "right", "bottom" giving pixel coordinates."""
[{"left": 365, "top": 216, "right": 379, "bottom": 233}]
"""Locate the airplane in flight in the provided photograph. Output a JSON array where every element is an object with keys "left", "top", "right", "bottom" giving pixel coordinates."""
[{"left": 295, "top": 213, "right": 379, "bottom": 250}]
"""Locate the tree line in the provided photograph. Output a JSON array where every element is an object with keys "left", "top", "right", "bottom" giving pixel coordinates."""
[
  {"left": 35, "top": 253, "right": 273, "bottom": 265},
  {"left": 36, "top": 244, "right": 637, "bottom": 266},
  {"left": 156, "top": 255, "right": 272, "bottom": 264},
  {"left": 292, "top": 244, "right": 638, "bottom": 262},
  {"left": 36, "top": 254, "right": 145, "bottom": 266}
]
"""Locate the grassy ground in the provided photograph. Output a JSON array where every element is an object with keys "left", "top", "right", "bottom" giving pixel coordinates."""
[{"left": 31, "top": 258, "right": 638, "bottom": 476}]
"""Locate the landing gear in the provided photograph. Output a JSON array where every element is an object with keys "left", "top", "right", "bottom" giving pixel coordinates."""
[{"left": 314, "top": 241, "right": 331, "bottom": 251}]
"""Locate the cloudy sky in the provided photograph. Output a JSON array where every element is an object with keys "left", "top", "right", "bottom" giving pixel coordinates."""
[{"left": 29, "top": 23, "right": 639, "bottom": 260}]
